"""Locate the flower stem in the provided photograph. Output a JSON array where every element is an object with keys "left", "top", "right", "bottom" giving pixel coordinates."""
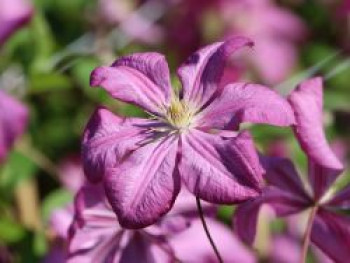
[
  {"left": 196, "top": 197, "right": 223, "bottom": 263},
  {"left": 300, "top": 206, "right": 318, "bottom": 263}
]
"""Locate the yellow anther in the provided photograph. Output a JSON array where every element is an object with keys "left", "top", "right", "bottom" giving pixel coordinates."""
[{"left": 166, "top": 98, "right": 195, "bottom": 130}]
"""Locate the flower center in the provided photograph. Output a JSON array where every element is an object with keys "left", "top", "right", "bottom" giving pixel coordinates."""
[{"left": 166, "top": 98, "right": 195, "bottom": 130}]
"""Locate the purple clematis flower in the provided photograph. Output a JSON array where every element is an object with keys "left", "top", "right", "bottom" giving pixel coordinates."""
[
  {"left": 234, "top": 77, "right": 349, "bottom": 262},
  {"left": 220, "top": 0, "right": 307, "bottom": 85},
  {"left": 68, "top": 183, "right": 256, "bottom": 263},
  {"left": 0, "top": 90, "right": 28, "bottom": 162},
  {"left": 0, "top": 0, "right": 33, "bottom": 47},
  {"left": 83, "top": 36, "right": 295, "bottom": 228}
]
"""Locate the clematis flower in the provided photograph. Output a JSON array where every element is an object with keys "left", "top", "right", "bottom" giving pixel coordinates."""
[
  {"left": 234, "top": 77, "right": 350, "bottom": 262},
  {"left": 220, "top": 0, "right": 307, "bottom": 85},
  {"left": 0, "top": 90, "right": 28, "bottom": 162},
  {"left": 68, "top": 184, "right": 256, "bottom": 263},
  {"left": 83, "top": 36, "right": 295, "bottom": 228},
  {"left": 0, "top": 0, "right": 33, "bottom": 47},
  {"left": 43, "top": 156, "right": 86, "bottom": 263}
]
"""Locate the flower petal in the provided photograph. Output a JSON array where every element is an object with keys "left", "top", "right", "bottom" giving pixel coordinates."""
[
  {"left": 234, "top": 186, "right": 308, "bottom": 245},
  {"left": 288, "top": 78, "right": 344, "bottom": 199},
  {"left": 170, "top": 218, "right": 256, "bottom": 263},
  {"left": 104, "top": 136, "right": 180, "bottom": 229},
  {"left": 0, "top": 90, "right": 28, "bottom": 162},
  {"left": 90, "top": 53, "right": 171, "bottom": 115},
  {"left": 179, "top": 130, "right": 263, "bottom": 204},
  {"left": 261, "top": 156, "right": 311, "bottom": 202},
  {"left": 82, "top": 107, "right": 159, "bottom": 183},
  {"left": 0, "top": 0, "right": 33, "bottom": 46},
  {"left": 311, "top": 210, "right": 350, "bottom": 263},
  {"left": 198, "top": 82, "right": 295, "bottom": 130},
  {"left": 68, "top": 185, "right": 124, "bottom": 263},
  {"left": 178, "top": 36, "right": 253, "bottom": 108},
  {"left": 326, "top": 184, "right": 350, "bottom": 210}
]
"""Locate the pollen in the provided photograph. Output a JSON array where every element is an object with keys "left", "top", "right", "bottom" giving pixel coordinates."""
[{"left": 166, "top": 98, "right": 195, "bottom": 130}]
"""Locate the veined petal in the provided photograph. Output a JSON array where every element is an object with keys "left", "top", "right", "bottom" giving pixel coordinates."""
[
  {"left": 68, "top": 185, "right": 124, "bottom": 263},
  {"left": 0, "top": 90, "right": 28, "bottom": 162},
  {"left": 288, "top": 78, "right": 344, "bottom": 199},
  {"left": 261, "top": 156, "right": 311, "bottom": 202},
  {"left": 90, "top": 53, "right": 171, "bottom": 115},
  {"left": 104, "top": 136, "right": 180, "bottom": 229},
  {"left": 179, "top": 130, "right": 263, "bottom": 204},
  {"left": 311, "top": 210, "right": 350, "bottom": 263},
  {"left": 82, "top": 107, "right": 160, "bottom": 183},
  {"left": 234, "top": 186, "right": 308, "bottom": 245},
  {"left": 178, "top": 36, "right": 253, "bottom": 108},
  {"left": 198, "top": 82, "right": 295, "bottom": 130}
]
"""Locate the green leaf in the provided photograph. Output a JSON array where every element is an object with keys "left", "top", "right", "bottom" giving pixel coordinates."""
[
  {"left": 41, "top": 188, "right": 72, "bottom": 222},
  {"left": 0, "top": 218, "right": 26, "bottom": 243}
]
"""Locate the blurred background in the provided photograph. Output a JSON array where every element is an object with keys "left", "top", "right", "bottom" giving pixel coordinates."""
[{"left": 0, "top": 0, "right": 349, "bottom": 262}]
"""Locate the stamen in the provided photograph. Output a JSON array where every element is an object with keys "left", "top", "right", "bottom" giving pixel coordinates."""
[{"left": 166, "top": 97, "right": 195, "bottom": 130}]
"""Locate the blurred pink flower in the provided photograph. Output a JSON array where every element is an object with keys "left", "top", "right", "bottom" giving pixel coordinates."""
[
  {"left": 58, "top": 155, "right": 85, "bottom": 193},
  {"left": 98, "top": 0, "right": 163, "bottom": 45},
  {"left": 0, "top": 90, "right": 28, "bottom": 162},
  {"left": 67, "top": 184, "right": 256, "bottom": 263},
  {"left": 83, "top": 36, "right": 295, "bottom": 228},
  {"left": 0, "top": 0, "right": 33, "bottom": 46},
  {"left": 220, "top": 0, "right": 307, "bottom": 85},
  {"left": 234, "top": 78, "right": 349, "bottom": 262}
]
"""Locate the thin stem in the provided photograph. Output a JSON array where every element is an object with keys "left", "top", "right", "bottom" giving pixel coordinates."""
[
  {"left": 196, "top": 197, "right": 223, "bottom": 263},
  {"left": 300, "top": 206, "right": 318, "bottom": 263}
]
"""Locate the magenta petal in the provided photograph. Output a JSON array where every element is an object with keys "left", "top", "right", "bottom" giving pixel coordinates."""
[
  {"left": 170, "top": 218, "right": 256, "bottom": 263},
  {"left": 261, "top": 156, "right": 311, "bottom": 202},
  {"left": 326, "top": 184, "right": 350, "bottom": 209},
  {"left": 0, "top": 0, "right": 33, "bottom": 46},
  {"left": 178, "top": 36, "right": 253, "bottom": 108},
  {"left": 90, "top": 53, "right": 171, "bottom": 115},
  {"left": 104, "top": 136, "right": 180, "bottom": 229},
  {"left": 311, "top": 210, "right": 350, "bottom": 263},
  {"left": 288, "top": 78, "right": 344, "bottom": 198},
  {"left": 179, "top": 130, "right": 263, "bottom": 204},
  {"left": 82, "top": 107, "right": 159, "bottom": 182},
  {"left": 199, "top": 82, "right": 295, "bottom": 130},
  {"left": 234, "top": 186, "right": 309, "bottom": 245},
  {"left": 0, "top": 90, "right": 28, "bottom": 162},
  {"left": 68, "top": 185, "right": 124, "bottom": 263}
]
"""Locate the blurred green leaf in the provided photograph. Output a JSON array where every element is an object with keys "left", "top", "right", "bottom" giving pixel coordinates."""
[
  {"left": 0, "top": 218, "right": 26, "bottom": 243},
  {"left": 0, "top": 151, "right": 38, "bottom": 198},
  {"left": 29, "top": 73, "right": 72, "bottom": 93},
  {"left": 41, "top": 188, "right": 72, "bottom": 221}
]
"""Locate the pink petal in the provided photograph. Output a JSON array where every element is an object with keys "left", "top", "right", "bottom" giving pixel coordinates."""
[
  {"left": 0, "top": 0, "right": 33, "bottom": 46},
  {"left": 288, "top": 78, "right": 344, "bottom": 199},
  {"left": 198, "top": 82, "right": 295, "bottom": 130},
  {"left": 311, "top": 210, "right": 350, "bottom": 263},
  {"left": 179, "top": 130, "right": 263, "bottom": 204},
  {"left": 58, "top": 155, "right": 85, "bottom": 193},
  {"left": 270, "top": 235, "right": 301, "bottom": 263},
  {"left": 234, "top": 186, "right": 309, "bottom": 245},
  {"left": 68, "top": 185, "right": 124, "bottom": 263},
  {"left": 82, "top": 107, "right": 160, "bottom": 183},
  {"left": 90, "top": 52, "right": 171, "bottom": 115},
  {"left": 170, "top": 217, "right": 256, "bottom": 263},
  {"left": 261, "top": 156, "right": 311, "bottom": 202},
  {"left": 177, "top": 36, "right": 253, "bottom": 108},
  {"left": 326, "top": 184, "right": 350, "bottom": 209},
  {"left": 252, "top": 37, "right": 298, "bottom": 85},
  {"left": 0, "top": 90, "right": 28, "bottom": 162},
  {"left": 49, "top": 206, "right": 74, "bottom": 239},
  {"left": 104, "top": 136, "right": 180, "bottom": 229}
]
